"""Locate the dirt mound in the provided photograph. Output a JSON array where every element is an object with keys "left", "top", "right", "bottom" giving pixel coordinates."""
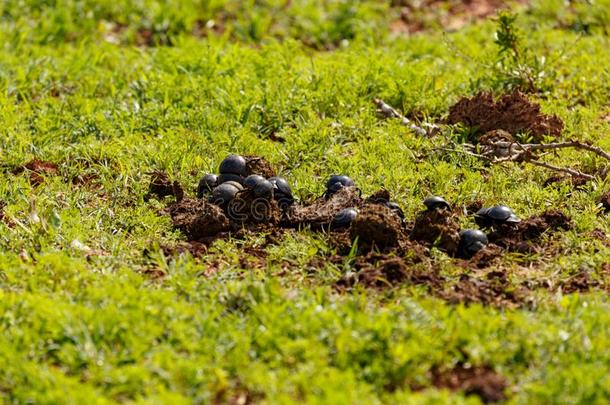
[
  {"left": 447, "top": 91, "right": 563, "bottom": 141},
  {"left": 439, "top": 270, "right": 529, "bottom": 308},
  {"left": 168, "top": 198, "right": 230, "bottom": 240},
  {"left": 350, "top": 204, "right": 404, "bottom": 250},
  {"left": 488, "top": 210, "right": 572, "bottom": 253},
  {"left": 12, "top": 159, "right": 59, "bottom": 186},
  {"left": 463, "top": 244, "right": 504, "bottom": 269},
  {"left": 335, "top": 253, "right": 435, "bottom": 290},
  {"left": 245, "top": 155, "right": 276, "bottom": 178},
  {"left": 227, "top": 190, "right": 282, "bottom": 225},
  {"left": 544, "top": 174, "right": 591, "bottom": 189},
  {"left": 431, "top": 364, "right": 508, "bottom": 403},
  {"left": 285, "top": 186, "right": 361, "bottom": 228},
  {"left": 410, "top": 209, "right": 461, "bottom": 256},
  {"left": 145, "top": 171, "right": 184, "bottom": 201},
  {"left": 556, "top": 268, "right": 609, "bottom": 294}
]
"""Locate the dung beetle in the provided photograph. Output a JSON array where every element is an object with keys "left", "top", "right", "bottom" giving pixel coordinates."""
[
  {"left": 197, "top": 173, "right": 217, "bottom": 198},
  {"left": 210, "top": 183, "right": 240, "bottom": 206},
  {"left": 326, "top": 175, "right": 355, "bottom": 196},
  {"left": 332, "top": 208, "right": 358, "bottom": 228},
  {"left": 268, "top": 177, "right": 292, "bottom": 196},
  {"left": 475, "top": 205, "right": 520, "bottom": 228},
  {"left": 217, "top": 173, "right": 244, "bottom": 185},
  {"left": 219, "top": 154, "right": 247, "bottom": 176},
  {"left": 458, "top": 229, "right": 488, "bottom": 258},
  {"left": 269, "top": 177, "right": 294, "bottom": 208},
  {"left": 243, "top": 175, "right": 266, "bottom": 190},
  {"left": 423, "top": 196, "right": 451, "bottom": 211},
  {"left": 387, "top": 202, "right": 405, "bottom": 220},
  {"left": 253, "top": 179, "right": 274, "bottom": 198}
]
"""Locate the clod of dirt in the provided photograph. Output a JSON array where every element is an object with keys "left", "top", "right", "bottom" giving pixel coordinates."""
[
  {"left": 410, "top": 208, "right": 461, "bottom": 256},
  {"left": 285, "top": 186, "right": 362, "bottom": 228},
  {"left": 599, "top": 190, "right": 610, "bottom": 212},
  {"left": 364, "top": 189, "right": 392, "bottom": 204},
  {"left": 487, "top": 210, "right": 572, "bottom": 252},
  {"left": 557, "top": 269, "right": 604, "bottom": 294},
  {"left": 12, "top": 159, "right": 59, "bottom": 186},
  {"left": 439, "top": 270, "right": 528, "bottom": 308},
  {"left": 335, "top": 253, "right": 435, "bottom": 290},
  {"left": 350, "top": 204, "right": 404, "bottom": 250},
  {"left": 245, "top": 155, "right": 276, "bottom": 178},
  {"left": 447, "top": 91, "right": 563, "bottom": 142},
  {"left": 226, "top": 189, "right": 282, "bottom": 225},
  {"left": 169, "top": 198, "right": 229, "bottom": 240},
  {"left": 544, "top": 174, "right": 591, "bottom": 190},
  {"left": 160, "top": 241, "right": 208, "bottom": 258},
  {"left": 145, "top": 171, "right": 184, "bottom": 201},
  {"left": 463, "top": 244, "right": 504, "bottom": 269},
  {"left": 431, "top": 364, "right": 508, "bottom": 403}
]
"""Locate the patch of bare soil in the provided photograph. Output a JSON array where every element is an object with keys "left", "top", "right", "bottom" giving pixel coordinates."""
[
  {"left": 544, "top": 173, "right": 591, "bottom": 189},
  {"left": 462, "top": 244, "right": 504, "bottom": 269},
  {"left": 431, "top": 364, "right": 508, "bottom": 403},
  {"left": 439, "top": 270, "right": 530, "bottom": 308},
  {"left": 145, "top": 171, "right": 184, "bottom": 201},
  {"left": 160, "top": 240, "right": 209, "bottom": 258},
  {"left": 554, "top": 267, "right": 610, "bottom": 294},
  {"left": 12, "top": 159, "right": 59, "bottom": 186},
  {"left": 447, "top": 91, "right": 563, "bottom": 141},
  {"left": 487, "top": 210, "right": 572, "bottom": 253},
  {"left": 392, "top": 0, "right": 526, "bottom": 34},
  {"left": 335, "top": 252, "right": 435, "bottom": 290},
  {"left": 410, "top": 208, "right": 461, "bottom": 256}
]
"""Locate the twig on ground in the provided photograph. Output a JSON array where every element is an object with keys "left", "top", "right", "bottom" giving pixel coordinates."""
[
  {"left": 373, "top": 98, "right": 430, "bottom": 136},
  {"left": 442, "top": 137, "right": 609, "bottom": 181}
]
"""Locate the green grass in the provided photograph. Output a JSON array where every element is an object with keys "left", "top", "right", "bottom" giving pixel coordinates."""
[{"left": 1, "top": 0, "right": 610, "bottom": 403}]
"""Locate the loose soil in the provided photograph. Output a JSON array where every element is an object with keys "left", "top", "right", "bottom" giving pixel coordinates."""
[
  {"left": 145, "top": 171, "right": 184, "bottom": 201},
  {"left": 487, "top": 210, "right": 572, "bottom": 253},
  {"left": 392, "top": 0, "right": 523, "bottom": 34},
  {"left": 410, "top": 208, "right": 461, "bottom": 256},
  {"left": 151, "top": 154, "right": 606, "bottom": 307},
  {"left": 447, "top": 91, "right": 564, "bottom": 141},
  {"left": 12, "top": 159, "right": 59, "bottom": 186},
  {"left": 430, "top": 364, "right": 508, "bottom": 403}
]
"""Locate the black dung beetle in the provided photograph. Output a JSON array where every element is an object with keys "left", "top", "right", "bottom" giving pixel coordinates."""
[
  {"left": 219, "top": 154, "right": 247, "bottom": 176},
  {"left": 253, "top": 179, "right": 274, "bottom": 198},
  {"left": 458, "top": 229, "right": 488, "bottom": 258},
  {"left": 331, "top": 208, "right": 358, "bottom": 228},
  {"left": 387, "top": 202, "right": 405, "bottom": 220},
  {"left": 243, "top": 175, "right": 266, "bottom": 189},
  {"left": 269, "top": 177, "right": 294, "bottom": 208},
  {"left": 326, "top": 175, "right": 355, "bottom": 196},
  {"left": 210, "top": 183, "right": 240, "bottom": 206},
  {"left": 423, "top": 196, "right": 451, "bottom": 211},
  {"left": 196, "top": 173, "right": 218, "bottom": 198},
  {"left": 217, "top": 173, "right": 244, "bottom": 185},
  {"left": 475, "top": 205, "right": 520, "bottom": 228}
]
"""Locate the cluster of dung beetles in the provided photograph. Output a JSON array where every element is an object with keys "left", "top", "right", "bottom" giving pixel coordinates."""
[
  {"left": 198, "top": 154, "right": 522, "bottom": 259},
  {"left": 420, "top": 196, "right": 521, "bottom": 258},
  {"left": 197, "top": 154, "right": 294, "bottom": 209}
]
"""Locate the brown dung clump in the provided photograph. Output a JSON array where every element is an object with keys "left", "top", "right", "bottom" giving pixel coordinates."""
[{"left": 447, "top": 90, "right": 563, "bottom": 141}]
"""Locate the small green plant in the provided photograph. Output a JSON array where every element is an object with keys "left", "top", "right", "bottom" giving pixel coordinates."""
[{"left": 491, "top": 11, "right": 549, "bottom": 93}]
